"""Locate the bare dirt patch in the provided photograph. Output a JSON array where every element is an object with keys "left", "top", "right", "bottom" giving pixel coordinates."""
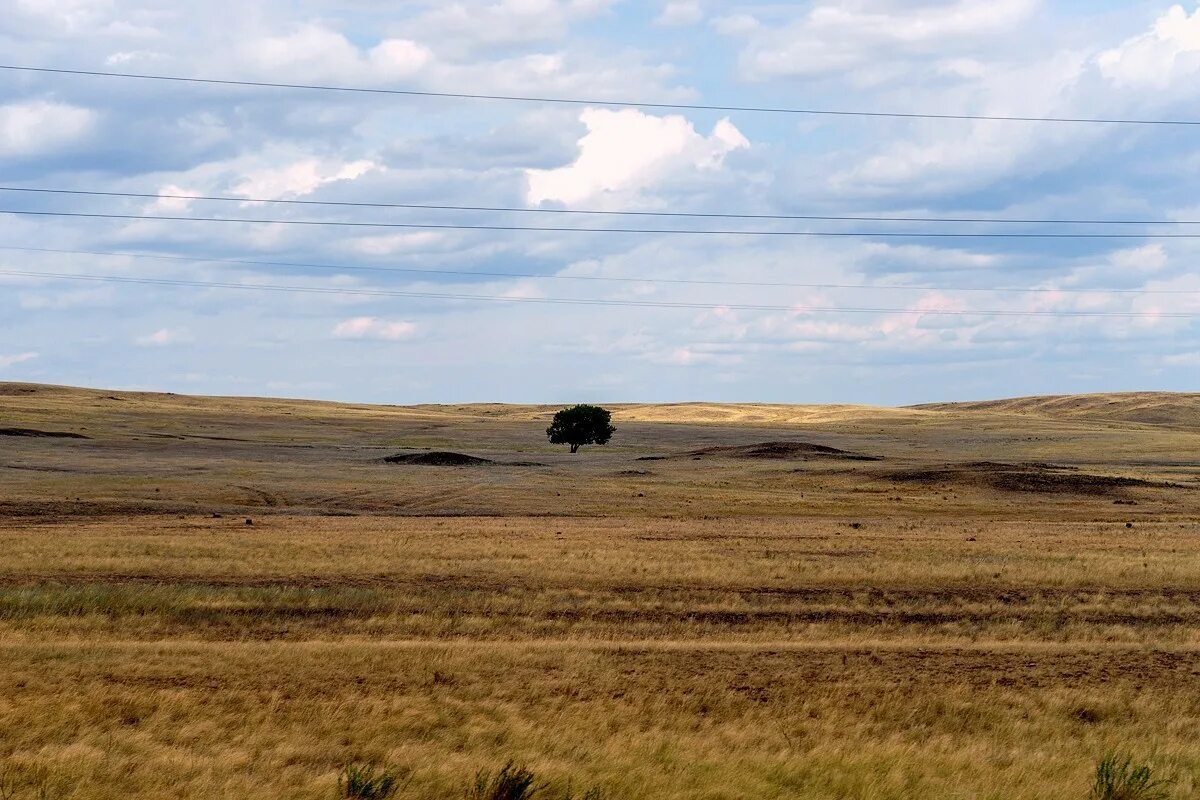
[
  {"left": 687, "top": 441, "right": 879, "bottom": 461},
  {"left": 887, "top": 461, "right": 1160, "bottom": 495},
  {"left": 382, "top": 451, "right": 494, "bottom": 466},
  {"left": 0, "top": 427, "right": 89, "bottom": 439}
]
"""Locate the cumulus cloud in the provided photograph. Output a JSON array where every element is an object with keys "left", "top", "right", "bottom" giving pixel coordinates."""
[
  {"left": 656, "top": 2, "right": 703, "bottom": 27},
  {"left": 368, "top": 39, "right": 436, "bottom": 79},
  {"left": 0, "top": 352, "right": 38, "bottom": 369},
  {"left": 0, "top": 101, "right": 96, "bottom": 156},
  {"left": 239, "top": 23, "right": 431, "bottom": 82},
  {"left": 829, "top": 47, "right": 1090, "bottom": 194},
  {"left": 407, "top": 0, "right": 619, "bottom": 54},
  {"left": 14, "top": 0, "right": 115, "bottom": 32},
  {"left": 525, "top": 109, "right": 749, "bottom": 206},
  {"left": 232, "top": 158, "right": 378, "bottom": 201},
  {"left": 105, "top": 49, "right": 165, "bottom": 65},
  {"left": 724, "top": 0, "right": 1037, "bottom": 80},
  {"left": 710, "top": 14, "right": 759, "bottom": 36},
  {"left": 814, "top": 4, "right": 1200, "bottom": 197},
  {"left": 332, "top": 317, "right": 419, "bottom": 341},
  {"left": 1098, "top": 4, "right": 1200, "bottom": 89},
  {"left": 4, "top": 0, "right": 1199, "bottom": 403},
  {"left": 144, "top": 184, "right": 197, "bottom": 213},
  {"left": 1109, "top": 244, "right": 1169, "bottom": 274}
]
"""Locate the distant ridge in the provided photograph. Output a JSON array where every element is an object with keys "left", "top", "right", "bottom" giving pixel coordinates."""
[
  {"left": 913, "top": 392, "right": 1200, "bottom": 430},
  {"left": 0, "top": 383, "right": 1195, "bottom": 429}
]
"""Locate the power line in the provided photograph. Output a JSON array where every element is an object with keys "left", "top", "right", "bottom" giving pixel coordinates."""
[
  {"left": 2, "top": 64, "right": 1197, "bottom": 127},
  {"left": 0, "top": 186, "right": 1194, "bottom": 226},
  {"left": 5, "top": 208, "right": 1200, "bottom": 238},
  {"left": 3, "top": 245, "right": 1195, "bottom": 296},
  {"left": 2, "top": 269, "right": 1194, "bottom": 319}
]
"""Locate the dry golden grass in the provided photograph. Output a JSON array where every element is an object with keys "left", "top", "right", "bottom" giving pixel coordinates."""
[
  {"left": 916, "top": 391, "right": 1200, "bottom": 430},
  {"left": 2, "top": 383, "right": 1200, "bottom": 798},
  {"left": 3, "top": 516, "right": 1200, "bottom": 646},
  {"left": 5, "top": 639, "right": 1200, "bottom": 800}
]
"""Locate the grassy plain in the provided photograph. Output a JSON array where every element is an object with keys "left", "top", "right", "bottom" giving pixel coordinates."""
[{"left": 1, "top": 383, "right": 1199, "bottom": 799}]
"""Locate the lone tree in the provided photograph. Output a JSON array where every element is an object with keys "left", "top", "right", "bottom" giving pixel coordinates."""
[{"left": 547, "top": 404, "right": 616, "bottom": 453}]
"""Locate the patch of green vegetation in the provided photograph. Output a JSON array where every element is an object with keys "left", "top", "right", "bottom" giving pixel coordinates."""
[
  {"left": 1090, "top": 754, "right": 1172, "bottom": 800},
  {"left": 338, "top": 763, "right": 407, "bottom": 799}
]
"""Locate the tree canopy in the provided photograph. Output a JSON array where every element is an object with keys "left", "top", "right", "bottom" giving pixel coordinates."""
[{"left": 546, "top": 404, "right": 616, "bottom": 453}]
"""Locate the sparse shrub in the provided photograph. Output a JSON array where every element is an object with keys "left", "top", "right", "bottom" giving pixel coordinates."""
[
  {"left": 467, "top": 762, "right": 542, "bottom": 800},
  {"left": 338, "top": 763, "right": 405, "bottom": 800},
  {"left": 465, "top": 764, "right": 606, "bottom": 800},
  {"left": 1090, "top": 754, "right": 1171, "bottom": 800}
]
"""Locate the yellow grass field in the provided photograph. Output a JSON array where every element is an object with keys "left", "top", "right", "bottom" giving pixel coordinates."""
[{"left": 2, "top": 383, "right": 1200, "bottom": 799}]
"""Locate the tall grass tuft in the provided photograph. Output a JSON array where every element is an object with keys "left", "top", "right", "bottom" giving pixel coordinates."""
[
  {"left": 338, "top": 763, "right": 405, "bottom": 800},
  {"left": 467, "top": 762, "right": 543, "bottom": 800},
  {"left": 1090, "top": 754, "right": 1172, "bottom": 800},
  {"left": 0, "top": 764, "right": 56, "bottom": 800}
]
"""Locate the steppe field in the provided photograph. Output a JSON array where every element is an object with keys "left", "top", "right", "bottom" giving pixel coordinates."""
[{"left": 2, "top": 382, "right": 1200, "bottom": 800}]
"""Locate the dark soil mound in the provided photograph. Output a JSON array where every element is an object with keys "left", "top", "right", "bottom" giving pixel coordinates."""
[
  {"left": 988, "top": 472, "right": 1152, "bottom": 494},
  {"left": 888, "top": 462, "right": 1159, "bottom": 496},
  {"left": 0, "top": 427, "right": 89, "bottom": 439},
  {"left": 383, "top": 452, "right": 494, "bottom": 466},
  {"left": 689, "top": 441, "right": 879, "bottom": 461}
]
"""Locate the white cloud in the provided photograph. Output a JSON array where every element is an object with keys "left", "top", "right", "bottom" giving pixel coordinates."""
[
  {"left": 653, "top": 346, "right": 736, "bottom": 366},
  {"left": 3, "top": 0, "right": 1198, "bottom": 403},
  {"left": 136, "top": 328, "right": 185, "bottom": 346},
  {"left": 860, "top": 242, "right": 1003, "bottom": 272},
  {"left": 1161, "top": 351, "right": 1200, "bottom": 367},
  {"left": 105, "top": 49, "right": 164, "bottom": 65},
  {"left": 145, "top": 184, "right": 196, "bottom": 213},
  {"left": 825, "top": 4, "right": 1200, "bottom": 198},
  {"left": 368, "top": 39, "right": 435, "bottom": 78},
  {"left": 525, "top": 109, "right": 749, "bottom": 206},
  {"left": 350, "top": 232, "right": 445, "bottom": 256},
  {"left": 830, "top": 50, "right": 1088, "bottom": 194},
  {"left": 427, "top": 49, "right": 684, "bottom": 104},
  {"left": 0, "top": 101, "right": 96, "bottom": 157},
  {"left": 14, "top": 0, "right": 112, "bottom": 31},
  {"left": 240, "top": 23, "right": 431, "bottom": 83},
  {"left": 711, "top": 13, "right": 759, "bottom": 36},
  {"left": 937, "top": 57, "right": 987, "bottom": 78},
  {"left": 1109, "top": 244, "right": 1168, "bottom": 274},
  {"left": 233, "top": 158, "right": 378, "bottom": 201},
  {"left": 332, "top": 317, "right": 419, "bottom": 341},
  {"left": 726, "top": 0, "right": 1037, "bottom": 80},
  {"left": 1098, "top": 4, "right": 1200, "bottom": 89},
  {"left": 0, "top": 352, "right": 38, "bottom": 369},
  {"left": 656, "top": 2, "right": 703, "bottom": 27},
  {"left": 408, "top": 0, "right": 619, "bottom": 54}
]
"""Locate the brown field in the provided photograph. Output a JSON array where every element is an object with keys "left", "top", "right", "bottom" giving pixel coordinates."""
[{"left": 2, "top": 383, "right": 1200, "bottom": 799}]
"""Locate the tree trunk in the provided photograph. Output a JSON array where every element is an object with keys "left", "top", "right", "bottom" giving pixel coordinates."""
[{"left": 570, "top": 443, "right": 580, "bottom": 453}]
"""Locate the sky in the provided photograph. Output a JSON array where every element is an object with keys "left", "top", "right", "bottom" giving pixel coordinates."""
[{"left": 1, "top": 0, "right": 1199, "bottom": 405}]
